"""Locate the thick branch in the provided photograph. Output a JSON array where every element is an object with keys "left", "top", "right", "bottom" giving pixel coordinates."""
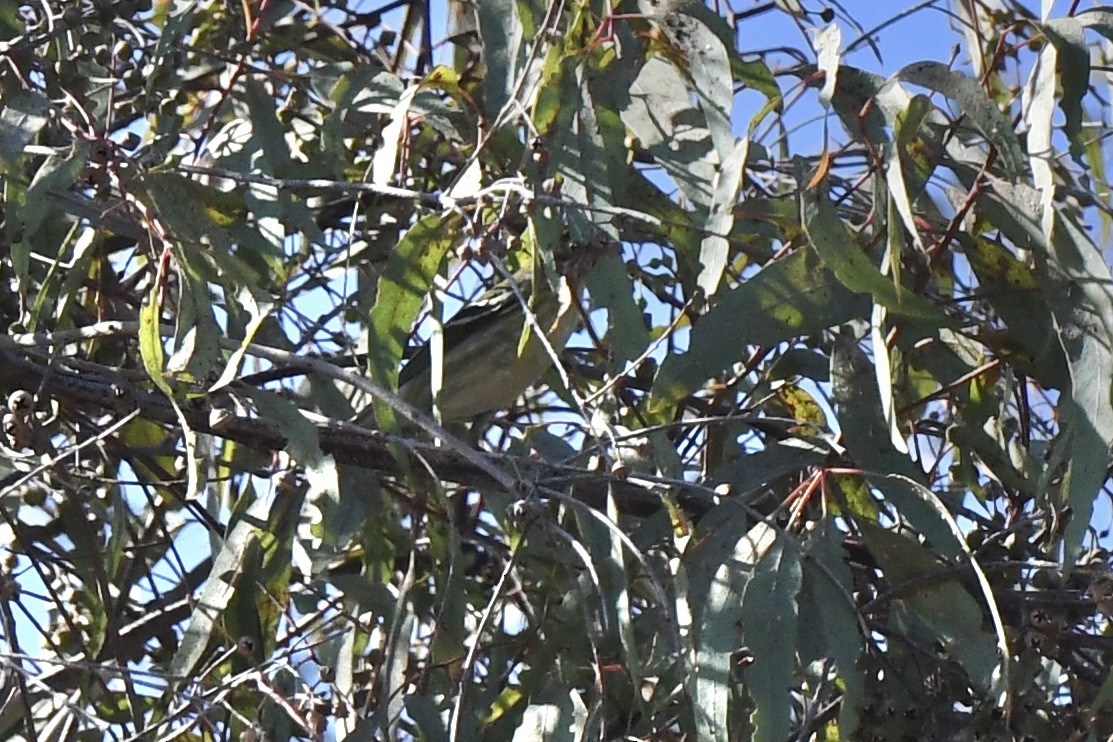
[{"left": 0, "top": 350, "right": 715, "bottom": 518}]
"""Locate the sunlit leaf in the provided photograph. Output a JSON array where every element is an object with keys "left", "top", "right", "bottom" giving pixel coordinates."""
[
  {"left": 1044, "top": 213, "right": 1113, "bottom": 565},
  {"left": 657, "top": 5, "right": 735, "bottom": 161},
  {"left": 622, "top": 56, "right": 718, "bottom": 208},
  {"left": 653, "top": 247, "right": 864, "bottom": 409},
  {"left": 365, "top": 212, "right": 460, "bottom": 425},
  {"left": 697, "top": 137, "right": 749, "bottom": 297},
  {"left": 812, "top": 23, "right": 841, "bottom": 108},
  {"left": 691, "top": 517, "right": 776, "bottom": 742}
]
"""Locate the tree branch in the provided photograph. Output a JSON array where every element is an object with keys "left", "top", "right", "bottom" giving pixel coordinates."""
[{"left": 0, "top": 349, "right": 715, "bottom": 518}]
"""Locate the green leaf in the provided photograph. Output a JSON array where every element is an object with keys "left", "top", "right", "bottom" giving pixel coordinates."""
[
  {"left": 858, "top": 522, "right": 998, "bottom": 691},
  {"left": 652, "top": 247, "right": 865, "bottom": 409},
  {"left": 827, "top": 66, "right": 892, "bottom": 146},
  {"left": 428, "top": 526, "right": 467, "bottom": 680},
  {"left": 0, "top": 2, "right": 24, "bottom": 38},
  {"left": 246, "top": 387, "right": 342, "bottom": 541},
  {"left": 365, "top": 212, "right": 459, "bottom": 425},
  {"left": 146, "top": 0, "right": 196, "bottom": 91},
  {"left": 887, "top": 95, "right": 936, "bottom": 253},
  {"left": 7, "top": 152, "right": 86, "bottom": 291},
  {"left": 768, "top": 348, "right": 830, "bottom": 382},
  {"left": 380, "top": 555, "right": 417, "bottom": 737},
  {"left": 698, "top": 137, "right": 749, "bottom": 297},
  {"left": 259, "top": 483, "right": 305, "bottom": 638},
  {"left": 169, "top": 484, "right": 284, "bottom": 680},
  {"left": 1041, "top": 18, "right": 1088, "bottom": 161},
  {"left": 139, "top": 287, "right": 170, "bottom": 394},
  {"left": 209, "top": 287, "right": 276, "bottom": 391},
  {"left": 961, "top": 236, "right": 1067, "bottom": 388},
  {"left": 622, "top": 56, "right": 717, "bottom": 208},
  {"left": 532, "top": 42, "right": 566, "bottom": 135},
  {"left": 57, "top": 498, "right": 109, "bottom": 655},
  {"left": 801, "top": 186, "right": 953, "bottom": 323},
  {"left": 830, "top": 333, "right": 963, "bottom": 557},
  {"left": 583, "top": 254, "right": 650, "bottom": 364},
  {"left": 740, "top": 536, "right": 802, "bottom": 742},
  {"left": 1043, "top": 213, "right": 1113, "bottom": 566},
  {"left": 691, "top": 518, "right": 776, "bottom": 742},
  {"left": 711, "top": 438, "right": 829, "bottom": 496},
  {"left": 800, "top": 523, "right": 863, "bottom": 737},
  {"left": 897, "top": 61, "right": 1025, "bottom": 178},
  {"left": 573, "top": 503, "right": 645, "bottom": 685},
  {"left": 0, "top": 87, "right": 50, "bottom": 166},
  {"left": 243, "top": 78, "right": 292, "bottom": 174},
  {"left": 135, "top": 171, "right": 269, "bottom": 287},
  {"left": 947, "top": 423, "right": 1039, "bottom": 499},
  {"left": 405, "top": 694, "right": 450, "bottom": 740},
  {"left": 476, "top": 0, "right": 523, "bottom": 120},
  {"left": 547, "top": 60, "right": 627, "bottom": 242},
  {"left": 165, "top": 256, "right": 224, "bottom": 380},
  {"left": 657, "top": 6, "right": 735, "bottom": 162},
  {"left": 735, "top": 57, "right": 781, "bottom": 109}
]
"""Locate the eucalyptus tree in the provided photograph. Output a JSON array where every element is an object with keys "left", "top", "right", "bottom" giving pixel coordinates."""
[{"left": 0, "top": 0, "right": 1111, "bottom": 739}]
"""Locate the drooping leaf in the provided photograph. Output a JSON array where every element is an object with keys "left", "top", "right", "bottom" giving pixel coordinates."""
[
  {"left": 697, "top": 137, "right": 749, "bottom": 297},
  {"left": 740, "top": 536, "right": 801, "bottom": 742},
  {"left": 812, "top": 23, "right": 841, "bottom": 108},
  {"left": 583, "top": 253, "right": 651, "bottom": 364},
  {"left": 548, "top": 60, "right": 628, "bottom": 242},
  {"left": 476, "top": 0, "right": 525, "bottom": 120},
  {"left": 365, "top": 212, "right": 460, "bottom": 425},
  {"left": 888, "top": 94, "right": 936, "bottom": 253},
  {"left": 656, "top": 5, "right": 735, "bottom": 162},
  {"left": 858, "top": 522, "right": 998, "bottom": 691},
  {"left": 800, "top": 522, "right": 863, "bottom": 737},
  {"left": 1043, "top": 213, "right": 1113, "bottom": 566},
  {"left": 690, "top": 517, "right": 777, "bottom": 742},
  {"left": 243, "top": 78, "right": 293, "bottom": 174},
  {"left": 169, "top": 483, "right": 281, "bottom": 680},
  {"left": 962, "top": 236, "right": 1067, "bottom": 389},
  {"left": 165, "top": 255, "right": 223, "bottom": 380},
  {"left": 139, "top": 286, "right": 169, "bottom": 393},
  {"left": 1041, "top": 18, "right": 1088, "bottom": 161},
  {"left": 830, "top": 333, "right": 965, "bottom": 557},
  {"left": 622, "top": 56, "right": 718, "bottom": 208}
]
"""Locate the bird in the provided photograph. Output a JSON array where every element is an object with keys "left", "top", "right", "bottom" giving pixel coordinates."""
[{"left": 393, "top": 266, "right": 583, "bottom": 423}]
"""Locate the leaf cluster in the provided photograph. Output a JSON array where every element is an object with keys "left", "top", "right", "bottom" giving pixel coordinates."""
[{"left": 0, "top": 0, "right": 1112, "bottom": 740}]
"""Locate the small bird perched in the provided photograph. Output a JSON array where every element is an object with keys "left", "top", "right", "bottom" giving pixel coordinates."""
[{"left": 395, "top": 266, "right": 582, "bottom": 423}]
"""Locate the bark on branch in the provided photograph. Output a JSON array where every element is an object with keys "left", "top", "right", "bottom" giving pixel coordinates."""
[{"left": 0, "top": 350, "right": 715, "bottom": 518}]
